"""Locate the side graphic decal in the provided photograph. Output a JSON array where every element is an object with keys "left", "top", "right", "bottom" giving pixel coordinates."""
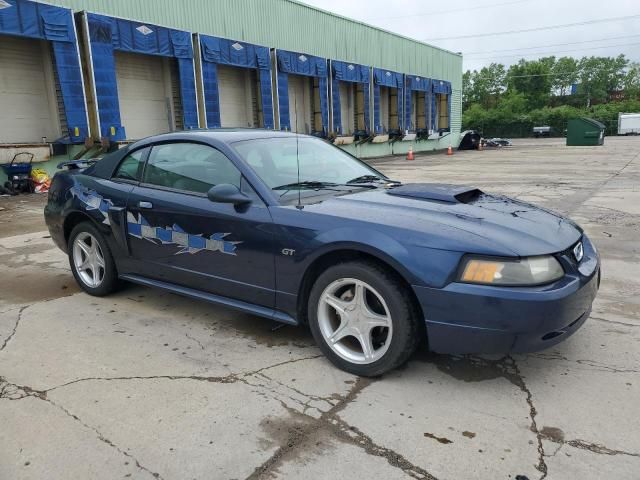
[
  {"left": 127, "top": 212, "right": 241, "bottom": 256},
  {"left": 70, "top": 185, "right": 113, "bottom": 225}
]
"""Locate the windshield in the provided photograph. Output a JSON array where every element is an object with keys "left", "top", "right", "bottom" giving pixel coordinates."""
[{"left": 232, "top": 137, "right": 387, "bottom": 194}]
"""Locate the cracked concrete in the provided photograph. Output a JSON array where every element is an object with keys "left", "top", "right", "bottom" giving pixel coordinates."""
[{"left": 1, "top": 136, "right": 639, "bottom": 479}]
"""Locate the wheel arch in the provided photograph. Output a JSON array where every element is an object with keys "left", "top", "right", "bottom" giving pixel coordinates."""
[
  {"left": 296, "top": 246, "right": 426, "bottom": 333},
  {"left": 63, "top": 211, "right": 100, "bottom": 247}
]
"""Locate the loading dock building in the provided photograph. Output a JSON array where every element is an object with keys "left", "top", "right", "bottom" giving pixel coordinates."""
[{"left": 0, "top": 0, "right": 462, "bottom": 182}]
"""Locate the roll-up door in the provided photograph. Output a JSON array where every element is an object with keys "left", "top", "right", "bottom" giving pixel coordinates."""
[
  {"left": 339, "top": 82, "right": 353, "bottom": 134},
  {"left": 379, "top": 87, "right": 390, "bottom": 132},
  {"left": 410, "top": 92, "right": 418, "bottom": 130},
  {"left": 115, "top": 52, "right": 173, "bottom": 140},
  {"left": 0, "top": 36, "right": 61, "bottom": 144},
  {"left": 287, "top": 74, "right": 311, "bottom": 133},
  {"left": 218, "top": 65, "right": 256, "bottom": 128},
  {"left": 416, "top": 92, "right": 426, "bottom": 130},
  {"left": 355, "top": 83, "right": 366, "bottom": 132}
]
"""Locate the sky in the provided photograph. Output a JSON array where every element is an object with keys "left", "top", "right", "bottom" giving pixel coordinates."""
[{"left": 300, "top": 0, "right": 640, "bottom": 72}]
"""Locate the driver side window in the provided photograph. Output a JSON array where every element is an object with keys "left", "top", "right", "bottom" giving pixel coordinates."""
[{"left": 143, "top": 143, "right": 241, "bottom": 194}]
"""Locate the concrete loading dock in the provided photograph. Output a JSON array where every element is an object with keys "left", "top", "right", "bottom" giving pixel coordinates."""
[
  {"left": 0, "top": 0, "right": 88, "bottom": 147},
  {"left": 82, "top": 12, "right": 199, "bottom": 143},
  {"left": 275, "top": 49, "right": 328, "bottom": 136},
  {"left": 198, "top": 35, "right": 274, "bottom": 130},
  {"left": 330, "top": 60, "right": 370, "bottom": 141},
  {"left": 1, "top": 0, "right": 462, "bottom": 181}
]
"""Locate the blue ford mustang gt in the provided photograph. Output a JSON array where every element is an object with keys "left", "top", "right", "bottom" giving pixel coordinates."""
[{"left": 44, "top": 130, "right": 600, "bottom": 376}]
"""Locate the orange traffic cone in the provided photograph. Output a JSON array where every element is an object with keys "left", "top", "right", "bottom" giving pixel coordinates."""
[
  {"left": 407, "top": 146, "right": 414, "bottom": 161},
  {"left": 447, "top": 145, "right": 453, "bottom": 156}
]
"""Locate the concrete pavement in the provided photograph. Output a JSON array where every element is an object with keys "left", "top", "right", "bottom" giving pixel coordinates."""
[{"left": 1, "top": 136, "right": 639, "bottom": 479}]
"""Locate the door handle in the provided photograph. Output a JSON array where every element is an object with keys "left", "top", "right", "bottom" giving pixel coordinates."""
[{"left": 138, "top": 201, "right": 153, "bottom": 209}]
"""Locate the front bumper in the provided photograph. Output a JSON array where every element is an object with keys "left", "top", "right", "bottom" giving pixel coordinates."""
[{"left": 414, "top": 246, "right": 600, "bottom": 354}]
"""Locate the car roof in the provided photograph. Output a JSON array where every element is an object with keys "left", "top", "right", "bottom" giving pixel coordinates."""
[
  {"left": 90, "top": 129, "right": 317, "bottom": 179},
  {"left": 134, "top": 129, "right": 312, "bottom": 146}
]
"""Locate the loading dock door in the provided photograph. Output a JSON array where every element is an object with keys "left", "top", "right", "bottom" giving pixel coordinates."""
[
  {"left": 339, "top": 82, "right": 354, "bottom": 134},
  {"left": 115, "top": 52, "right": 174, "bottom": 140},
  {"left": 287, "top": 75, "right": 311, "bottom": 133},
  {"left": 218, "top": 65, "right": 255, "bottom": 128},
  {"left": 0, "top": 36, "right": 61, "bottom": 143},
  {"left": 379, "top": 87, "right": 390, "bottom": 132}
]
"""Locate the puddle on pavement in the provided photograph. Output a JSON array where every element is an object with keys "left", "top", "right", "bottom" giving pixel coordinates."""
[
  {"left": 258, "top": 411, "right": 317, "bottom": 454},
  {"left": 108, "top": 287, "right": 316, "bottom": 349},
  {"left": 412, "top": 350, "right": 522, "bottom": 388},
  {"left": 539, "top": 426, "right": 565, "bottom": 443},
  {"left": 0, "top": 266, "right": 80, "bottom": 304},
  {"left": 223, "top": 314, "right": 315, "bottom": 348}
]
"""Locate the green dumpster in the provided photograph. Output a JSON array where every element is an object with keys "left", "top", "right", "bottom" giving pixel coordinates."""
[{"left": 566, "top": 118, "right": 605, "bottom": 146}]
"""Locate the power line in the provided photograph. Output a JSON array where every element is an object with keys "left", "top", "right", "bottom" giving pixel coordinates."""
[
  {"left": 468, "top": 41, "right": 640, "bottom": 61},
  {"left": 362, "top": 0, "right": 530, "bottom": 22},
  {"left": 464, "top": 33, "right": 640, "bottom": 56},
  {"left": 424, "top": 14, "right": 640, "bottom": 41}
]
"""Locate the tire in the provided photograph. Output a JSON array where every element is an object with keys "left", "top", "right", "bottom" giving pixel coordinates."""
[
  {"left": 307, "top": 260, "right": 422, "bottom": 377},
  {"left": 68, "top": 221, "right": 120, "bottom": 296}
]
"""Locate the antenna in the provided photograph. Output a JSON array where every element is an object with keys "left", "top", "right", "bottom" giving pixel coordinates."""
[{"left": 294, "top": 89, "right": 303, "bottom": 210}]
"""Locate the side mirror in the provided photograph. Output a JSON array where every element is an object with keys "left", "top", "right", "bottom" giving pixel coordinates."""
[{"left": 207, "top": 184, "right": 251, "bottom": 206}]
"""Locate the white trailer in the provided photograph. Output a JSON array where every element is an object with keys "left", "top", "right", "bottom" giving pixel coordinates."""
[{"left": 618, "top": 113, "right": 640, "bottom": 135}]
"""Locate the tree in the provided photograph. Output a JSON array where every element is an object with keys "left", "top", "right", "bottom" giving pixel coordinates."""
[
  {"left": 466, "top": 63, "right": 506, "bottom": 109},
  {"left": 577, "top": 55, "right": 628, "bottom": 106},
  {"left": 551, "top": 57, "right": 579, "bottom": 96},
  {"left": 506, "top": 59, "right": 552, "bottom": 110},
  {"left": 623, "top": 62, "right": 640, "bottom": 100}
]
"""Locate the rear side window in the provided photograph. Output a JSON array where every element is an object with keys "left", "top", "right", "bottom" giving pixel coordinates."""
[
  {"left": 113, "top": 148, "right": 149, "bottom": 182},
  {"left": 143, "top": 143, "right": 241, "bottom": 194}
]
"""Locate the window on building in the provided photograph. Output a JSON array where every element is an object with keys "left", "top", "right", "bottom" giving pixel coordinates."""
[{"left": 143, "top": 142, "right": 241, "bottom": 194}]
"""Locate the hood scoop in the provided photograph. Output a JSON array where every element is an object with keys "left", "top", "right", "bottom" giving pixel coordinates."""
[{"left": 387, "top": 183, "right": 483, "bottom": 204}]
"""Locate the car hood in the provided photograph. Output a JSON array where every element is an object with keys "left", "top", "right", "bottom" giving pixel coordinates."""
[{"left": 303, "top": 183, "right": 582, "bottom": 256}]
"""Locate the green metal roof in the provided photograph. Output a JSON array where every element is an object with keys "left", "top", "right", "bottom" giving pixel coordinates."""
[{"left": 46, "top": 0, "right": 462, "bottom": 89}]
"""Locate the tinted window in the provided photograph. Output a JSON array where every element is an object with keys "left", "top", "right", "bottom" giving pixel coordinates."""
[
  {"left": 232, "top": 137, "right": 383, "bottom": 190},
  {"left": 113, "top": 148, "right": 148, "bottom": 182},
  {"left": 143, "top": 143, "right": 241, "bottom": 194}
]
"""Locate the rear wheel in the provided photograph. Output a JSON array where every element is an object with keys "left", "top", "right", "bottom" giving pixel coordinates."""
[
  {"left": 308, "top": 261, "right": 421, "bottom": 376},
  {"left": 68, "top": 222, "right": 120, "bottom": 296}
]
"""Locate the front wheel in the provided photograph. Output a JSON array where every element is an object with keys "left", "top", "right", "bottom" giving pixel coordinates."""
[
  {"left": 307, "top": 261, "right": 422, "bottom": 377},
  {"left": 68, "top": 222, "right": 120, "bottom": 296}
]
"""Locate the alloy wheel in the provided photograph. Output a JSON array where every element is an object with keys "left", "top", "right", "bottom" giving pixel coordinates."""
[
  {"left": 317, "top": 278, "right": 393, "bottom": 364},
  {"left": 72, "top": 232, "right": 106, "bottom": 288}
]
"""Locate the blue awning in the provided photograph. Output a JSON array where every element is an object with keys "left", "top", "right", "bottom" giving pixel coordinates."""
[
  {"left": 87, "top": 13, "right": 198, "bottom": 141},
  {"left": 331, "top": 60, "right": 370, "bottom": 135},
  {"left": 372, "top": 68, "right": 404, "bottom": 133},
  {"left": 373, "top": 68, "right": 403, "bottom": 88},
  {"left": 199, "top": 35, "right": 274, "bottom": 129},
  {"left": 277, "top": 49, "right": 327, "bottom": 77},
  {"left": 404, "top": 75, "right": 433, "bottom": 132},
  {"left": 333, "top": 60, "right": 369, "bottom": 84},
  {"left": 432, "top": 80, "right": 452, "bottom": 94},
  {"left": 0, "top": 0, "right": 89, "bottom": 143},
  {"left": 276, "top": 50, "right": 328, "bottom": 134}
]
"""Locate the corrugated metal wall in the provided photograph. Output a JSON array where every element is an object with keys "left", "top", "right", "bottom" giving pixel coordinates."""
[
  {"left": 451, "top": 89, "right": 462, "bottom": 134},
  {"left": 45, "top": 0, "right": 462, "bottom": 90}
]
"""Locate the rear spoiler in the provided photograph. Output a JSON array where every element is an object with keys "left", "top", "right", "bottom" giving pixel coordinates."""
[{"left": 57, "top": 159, "right": 99, "bottom": 171}]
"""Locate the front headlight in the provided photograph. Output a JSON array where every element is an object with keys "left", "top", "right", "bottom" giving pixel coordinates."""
[{"left": 459, "top": 255, "right": 564, "bottom": 286}]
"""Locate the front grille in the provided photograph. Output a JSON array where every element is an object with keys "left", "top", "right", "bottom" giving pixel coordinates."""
[{"left": 558, "top": 237, "right": 583, "bottom": 266}]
